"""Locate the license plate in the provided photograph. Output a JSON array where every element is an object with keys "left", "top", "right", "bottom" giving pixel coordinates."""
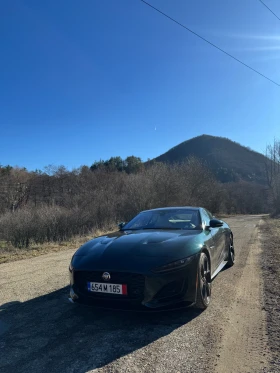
[{"left": 87, "top": 282, "right": 127, "bottom": 295}]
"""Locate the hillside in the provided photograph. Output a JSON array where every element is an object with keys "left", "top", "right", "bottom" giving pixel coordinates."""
[{"left": 153, "top": 135, "right": 268, "bottom": 184}]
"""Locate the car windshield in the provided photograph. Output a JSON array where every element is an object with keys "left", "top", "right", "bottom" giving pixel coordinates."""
[{"left": 122, "top": 209, "right": 202, "bottom": 230}]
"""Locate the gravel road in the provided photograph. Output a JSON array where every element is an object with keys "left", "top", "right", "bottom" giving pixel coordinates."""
[{"left": 0, "top": 216, "right": 274, "bottom": 373}]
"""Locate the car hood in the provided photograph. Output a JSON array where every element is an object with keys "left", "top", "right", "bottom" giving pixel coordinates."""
[{"left": 72, "top": 229, "right": 203, "bottom": 272}]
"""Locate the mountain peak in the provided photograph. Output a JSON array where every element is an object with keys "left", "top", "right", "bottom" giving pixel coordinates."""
[{"left": 153, "top": 135, "right": 267, "bottom": 184}]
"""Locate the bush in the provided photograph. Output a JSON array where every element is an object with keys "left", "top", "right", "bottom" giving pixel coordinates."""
[{"left": 0, "top": 207, "right": 92, "bottom": 248}]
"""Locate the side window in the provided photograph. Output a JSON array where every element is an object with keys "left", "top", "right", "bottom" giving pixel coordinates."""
[{"left": 200, "top": 209, "right": 210, "bottom": 228}]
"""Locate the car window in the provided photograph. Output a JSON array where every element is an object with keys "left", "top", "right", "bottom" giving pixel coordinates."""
[
  {"left": 205, "top": 209, "right": 213, "bottom": 219},
  {"left": 200, "top": 209, "right": 210, "bottom": 227},
  {"left": 123, "top": 209, "right": 202, "bottom": 230}
]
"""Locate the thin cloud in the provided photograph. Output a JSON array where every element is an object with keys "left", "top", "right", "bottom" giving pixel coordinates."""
[
  {"left": 223, "top": 33, "right": 280, "bottom": 53},
  {"left": 237, "top": 46, "right": 280, "bottom": 52},
  {"left": 251, "top": 54, "right": 280, "bottom": 62},
  {"left": 228, "top": 33, "right": 280, "bottom": 41}
]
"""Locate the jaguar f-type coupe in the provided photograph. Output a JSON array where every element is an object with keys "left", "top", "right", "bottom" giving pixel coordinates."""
[{"left": 69, "top": 207, "right": 234, "bottom": 310}]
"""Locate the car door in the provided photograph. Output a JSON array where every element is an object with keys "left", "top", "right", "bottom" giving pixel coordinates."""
[
  {"left": 200, "top": 209, "right": 217, "bottom": 274},
  {"left": 206, "top": 209, "right": 226, "bottom": 269},
  {"left": 201, "top": 209, "right": 224, "bottom": 272}
]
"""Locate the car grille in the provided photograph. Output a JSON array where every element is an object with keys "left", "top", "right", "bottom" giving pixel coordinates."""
[{"left": 74, "top": 271, "right": 145, "bottom": 300}]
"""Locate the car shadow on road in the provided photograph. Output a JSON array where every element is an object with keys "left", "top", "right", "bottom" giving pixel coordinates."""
[{"left": 0, "top": 286, "right": 202, "bottom": 373}]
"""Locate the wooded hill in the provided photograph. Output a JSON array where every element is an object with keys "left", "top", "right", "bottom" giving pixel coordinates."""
[{"left": 153, "top": 135, "right": 268, "bottom": 184}]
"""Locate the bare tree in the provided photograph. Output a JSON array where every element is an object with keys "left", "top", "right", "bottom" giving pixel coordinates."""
[
  {"left": 265, "top": 139, "right": 280, "bottom": 215},
  {"left": 0, "top": 154, "right": 272, "bottom": 248}
]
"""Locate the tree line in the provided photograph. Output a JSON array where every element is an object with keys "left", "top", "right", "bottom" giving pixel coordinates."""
[{"left": 0, "top": 140, "right": 279, "bottom": 248}]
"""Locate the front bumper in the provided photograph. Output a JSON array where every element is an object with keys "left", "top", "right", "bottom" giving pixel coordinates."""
[{"left": 69, "top": 256, "right": 199, "bottom": 310}]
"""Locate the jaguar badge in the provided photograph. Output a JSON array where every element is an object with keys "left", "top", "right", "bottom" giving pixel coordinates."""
[{"left": 102, "top": 272, "right": 111, "bottom": 281}]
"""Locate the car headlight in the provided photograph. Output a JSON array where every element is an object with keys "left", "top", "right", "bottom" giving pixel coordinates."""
[{"left": 152, "top": 255, "right": 196, "bottom": 273}]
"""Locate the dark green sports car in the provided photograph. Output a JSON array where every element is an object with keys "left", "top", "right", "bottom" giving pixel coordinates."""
[{"left": 69, "top": 207, "right": 234, "bottom": 310}]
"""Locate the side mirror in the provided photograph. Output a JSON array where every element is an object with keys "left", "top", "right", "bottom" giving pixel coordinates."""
[
  {"left": 118, "top": 222, "right": 126, "bottom": 230},
  {"left": 209, "top": 219, "right": 223, "bottom": 228}
]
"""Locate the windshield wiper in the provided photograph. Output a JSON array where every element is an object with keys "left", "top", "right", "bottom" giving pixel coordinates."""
[
  {"left": 122, "top": 227, "right": 185, "bottom": 231},
  {"left": 120, "top": 228, "right": 155, "bottom": 231},
  {"left": 154, "top": 227, "right": 184, "bottom": 230}
]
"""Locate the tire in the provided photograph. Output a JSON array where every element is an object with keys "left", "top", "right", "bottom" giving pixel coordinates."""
[
  {"left": 226, "top": 236, "right": 235, "bottom": 267},
  {"left": 194, "top": 252, "right": 211, "bottom": 310}
]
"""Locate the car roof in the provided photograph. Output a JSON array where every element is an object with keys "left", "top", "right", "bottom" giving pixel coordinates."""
[{"left": 141, "top": 207, "right": 201, "bottom": 213}]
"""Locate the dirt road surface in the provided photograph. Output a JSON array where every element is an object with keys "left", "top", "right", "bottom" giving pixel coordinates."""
[{"left": 0, "top": 216, "right": 275, "bottom": 373}]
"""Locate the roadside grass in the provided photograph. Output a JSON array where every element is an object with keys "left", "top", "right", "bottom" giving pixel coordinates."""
[
  {"left": 262, "top": 216, "right": 280, "bottom": 238},
  {"left": 218, "top": 213, "right": 269, "bottom": 219},
  {"left": 259, "top": 216, "right": 280, "bottom": 369},
  {"left": 0, "top": 228, "right": 115, "bottom": 265}
]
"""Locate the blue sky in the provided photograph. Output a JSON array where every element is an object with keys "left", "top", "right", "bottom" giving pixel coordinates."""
[{"left": 0, "top": 0, "right": 279, "bottom": 170}]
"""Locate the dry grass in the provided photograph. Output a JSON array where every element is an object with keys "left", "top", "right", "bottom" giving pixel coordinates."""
[
  {"left": 0, "top": 228, "right": 115, "bottom": 264},
  {"left": 218, "top": 213, "right": 269, "bottom": 219},
  {"left": 262, "top": 216, "right": 280, "bottom": 239},
  {"left": 259, "top": 216, "right": 280, "bottom": 368},
  {"left": 272, "top": 217, "right": 280, "bottom": 235}
]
